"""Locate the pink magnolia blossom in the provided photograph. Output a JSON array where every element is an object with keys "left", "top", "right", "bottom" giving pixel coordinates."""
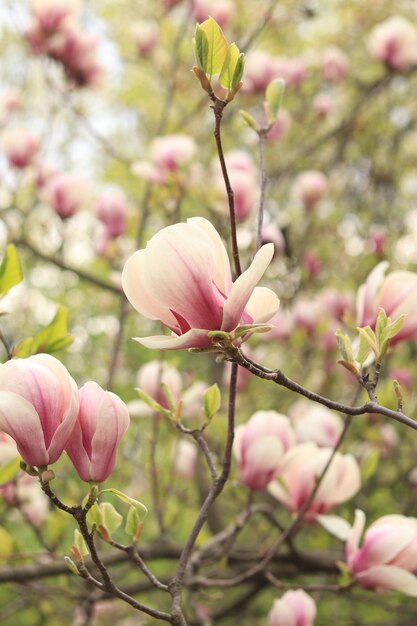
[
  {"left": 65, "top": 381, "right": 130, "bottom": 483},
  {"left": 312, "top": 92, "right": 336, "bottom": 118},
  {"left": 268, "top": 589, "right": 317, "bottom": 626},
  {"left": 173, "top": 439, "right": 198, "bottom": 479},
  {"left": 214, "top": 151, "right": 258, "bottom": 222},
  {"left": 122, "top": 217, "right": 279, "bottom": 350},
  {"left": 137, "top": 360, "right": 182, "bottom": 410},
  {"left": 346, "top": 509, "right": 417, "bottom": 596},
  {"left": 268, "top": 442, "right": 361, "bottom": 521},
  {"left": 357, "top": 261, "right": 417, "bottom": 345},
  {"left": 43, "top": 171, "right": 88, "bottom": 218},
  {"left": 274, "top": 57, "right": 308, "bottom": 88},
  {"left": 95, "top": 189, "right": 128, "bottom": 238},
  {"left": 26, "top": 0, "right": 77, "bottom": 54},
  {"left": 320, "top": 46, "right": 349, "bottom": 83},
  {"left": 367, "top": 16, "right": 417, "bottom": 71},
  {"left": 2, "top": 473, "right": 50, "bottom": 526},
  {"left": 234, "top": 411, "right": 295, "bottom": 490},
  {"left": 261, "top": 223, "right": 285, "bottom": 258},
  {"left": 191, "top": 0, "right": 235, "bottom": 29},
  {"left": 47, "top": 28, "right": 103, "bottom": 87},
  {"left": 266, "top": 109, "right": 292, "bottom": 142},
  {"left": 292, "top": 171, "right": 328, "bottom": 210},
  {"left": 130, "top": 20, "right": 159, "bottom": 56},
  {"left": 243, "top": 51, "right": 279, "bottom": 93},
  {"left": 0, "top": 354, "right": 79, "bottom": 467},
  {"left": 289, "top": 399, "right": 343, "bottom": 448},
  {"left": 2, "top": 128, "right": 39, "bottom": 169},
  {"left": 151, "top": 134, "right": 196, "bottom": 175}
]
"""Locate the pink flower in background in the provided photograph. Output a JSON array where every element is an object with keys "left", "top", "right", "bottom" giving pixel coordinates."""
[
  {"left": 261, "top": 223, "right": 286, "bottom": 258},
  {"left": 367, "top": 16, "right": 417, "bottom": 71},
  {"left": 266, "top": 109, "right": 292, "bottom": 142},
  {"left": 268, "top": 442, "right": 361, "bottom": 521},
  {"left": 243, "top": 51, "right": 278, "bottom": 93},
  {"left": 25, "top": 0, "right": 77, "bottom": 54},
  {"left": 43, "top": 171, "right": 88, "bottom": 218},
  {"left": 95, "top": 189, "right": 129, "bottom": 238},
  {"left": 151, "top": 134, "right": 196, "bottom": 175},
  {"left": 289, "top": 399, "right": 343, "bottom": 448},
  {"left": 268, "top": 589, "right": 317, "bottom": 626},
  {"left": 0, "top": 355, "right": 79, "bottom": 467},
  {"left": 346, "top": 509, "right": 417, "bottom": 596},
  {"left": 274, "top": 57, "right": 308, "bottom": 88},
  {"left": 2, "top": 128, "right": 39, "bottom": 169},
  {"left": 122, "top": 217, "right": 279, "bottom": 350},
  {"left": 136, "top": 360, "right": 182, "bottom": 409},
  {"left": 130, "top": 20, "right": 159, "bottom": 56},
  {"left": 357, "top": 262, "right": 417, "bottom": 345},
  {"left": 302, "top": 251, "right": 321, "bottom": 279},
  {"left": 234, "top": 411, "right": 295, "bottom": 490},
  {"left": 65, "top": 381, "right": 130, "bottom": 483},
  {"left": 173, "top": 439, "right": 198, "bottom": 479},
  {"left": 48, "top": 28, "right": 103, "bottom": 87},
  {"left": 292, "top": 171, "right": 328, "bottom": 210},
  {"left": 214, "top": 151, "right": 258, "bottom": 222},
  {"left": 191, "top": 0, "right": 235, "bottom": 29},
  {"left": 320, "top": 46, "right": 349, "bottom": 83},
  {"left": 312, "top": 92, "right": 336, "bottom": 118},
  {"left": 368, "top": 228, "right": 386, "bottom": 256}
]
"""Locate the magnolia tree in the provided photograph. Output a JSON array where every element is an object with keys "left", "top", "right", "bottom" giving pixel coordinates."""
[{"left": 1, "top": 1, "right": 417, "bottom": 624}]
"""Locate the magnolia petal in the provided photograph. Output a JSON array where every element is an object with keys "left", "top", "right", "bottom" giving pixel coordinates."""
[
  {"left": 357, "top": 565, "right": 417, "bottom": 596},
  {"left": 143, "top": 222, "right": 224, "bottom": 330},
  {"left": 122, "top": 250, "right": 179, "bottom": 329},
  {"left": 241, "top": 436, "right": 284, "bottom": 490},
  {"left": 0, "top": 391, "right": 49, "bottom": 467},
  {"left": 378, "top": 271, "right": 417, "bottom": 316},
  {"left": 346, "top": 509, "right": 366, "bottom": 560},
  {"left": 317, "top": 514, "right": 352, "bottom": 541},
  {"left": 245, "top": 286, "right": 280, "bottom": 324},
  {"left": 222, "top": 243, "right": 274, "bottom": 331},
  {"left": 356, "top": 524, "right": 415, "bottom": 571},
  {"left": 357, "top": 261, "right": 388, "bottom": 327},
  {"left": 133, "top": 328, "right": 211, "bottom": 351},
  {"left": 187, "top": 217, "right": 232, "bottom": 294}
]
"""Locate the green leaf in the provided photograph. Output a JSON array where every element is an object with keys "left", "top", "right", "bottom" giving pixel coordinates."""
[
  {"left": 86, "top": 503, "right": 101, "bottom": 527},
  {"left": 64, "top": 556, "right": 80, "bottom": 575},
  {"left": 0, "top": 527, "right": 13, "bottom": 557},
  {"left": 135, "top": 388, "right": 171, "bottom": 417},
  {"left": 192, "top": 26, "right": 209, "bottom": 71},
  {"left": 100, "top": 502, "right": 123, "bottom": 534},
  {"left": 197, "top": 17, "right": 228, "bottom": 78},
  {"left": 125, "top": 506, "right": 140, "bottom": 536},
  {"left": 356, "top": 330, "right": 372, "bottom": 366},
  {"left": 0, "top": 456, "right": 21, "bottom": 487},
  {"left": 203, "top": 384, "right": 221, "bottom": 418},
  {"left": 74, "top": 529, "right": 90, "bottom": 556},
  {"left": 335, "top": 329, "right": 349, "bottom": 361},
  {"left": 240, "top": 110, "right": 258, "bottom": 131},
  {"left": 375, "top": 308, "right": 388, "bottom": 342},
  {"left": 381, "top": 315, "right": 406, "bottom": 344},
  {"left": 265, "top": 78, "right": 285, "bottom": 121},
  {"left": 161, "top": 381, "right": 177, "bottom": 413},
  {"left": 14, "top": 306, "right": 73, "bottom": 357},
  {"left": 361, "top": 449, "right": 380, "bottom": 482},
  {"left": 0, "top": 244, "right": 23, "bottom": 297},
  {"left": 219, "top": 43, "right": 244, "bottom": 91},
  {"left": 357, "top": 326, "right": 379, "bottom": 357},
  {"left": 99, "top": 488, "right": 148, "bottom": 519}
]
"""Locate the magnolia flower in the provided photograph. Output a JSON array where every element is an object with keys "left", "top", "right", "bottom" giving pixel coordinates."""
[
  {"left": 346, "top": 509, "right": 417, "bottom": 596},
  {"left": 243, "top": 51, "right": 278, "bottom": 93},
  {"left": 122, "top": 217, "right": 279, "bottom": 350},
  {"left": 65, "top": 381, "right": 130, "bottom": 483},
  {"left": 130, "top": 20, "right": 159, "bottom": 56},
  {"left": 234, "top": 411, "right": 295, "bottom": 490},
  {"left": 0, "top": 354, "right": 79, "bottom": 467},
  {"left": 292, "top": 171, "right": 328, "bottom": 210},
  {"left": 136, "top": 359, "right": 182, "bottom": 414},
  {"left": 367, "top": 16, "right": 417, "bottom": 71},
  {"left": 43, "top": 171, "right": 88, "bottom": 218},
  {"left": 2, "top": 128, "right": 39, "bottom": 169},
  {"left": 320, "top": 46, "right": 349, "bottom": 83},
  {"left": 173, "top": 439, "right": 198, "bottom": 479},
  {"left": 357, "top": 261, "right": 417, "bottom": 345},
  {"left": 268, "top": 442, "right": 361, "bottom": 521},
  {"left": 289, "top": 399, "right": 343, "bottom": 448},
  {"left": 191, "top": 0, "right": 235, "bottom": 29},
  {"left": 95, "top": 189, "right": 128, "bottom": 238},
  {"left": 266, "top": 109, "right": 292, "bottom": 142},
  {"left": 268, "top": 589, "right": 317, "bottom": 626}
]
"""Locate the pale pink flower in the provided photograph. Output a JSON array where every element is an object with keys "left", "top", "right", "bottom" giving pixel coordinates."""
[
  {"left": 274, "top": 57, "right": 308, "bottom": 88},
  {"left": 346, "top": 509, "right": 417, "bottom": 596},
  {"left": 180, "top": 382, "right": 209, "bottom": 420},
  {"left": 266, "top": 109, "right": 292, "bottom": 142},
  {"left": 95, "top": 189, "right": 128, "bottom": 238},
  {"left": 2, "top": 128, "right": 39, "bottom": 169},
  {"left": 234, "top": 411, "right": 295, "bottom": 490},
  {"left": 191, "top": 0, "right": 235, "bottom": 28},
  {"left": 122, "top": 217, "right": 279, "bottom": 350},
  {"left": 320, "top": 46, "right": 349, "bottom": 83},
  {"left": 151, "top": 134, "right": 196, "bottom": 175},
  {"left": 268, "top": 442, "right": 361, "bottom": 521},
  {"left": 130, "top": 20, "right": 159, "bottom": 56},
  {"left": 368, "top": 228, "right": 386, "bottom": 255},
  {"left": 173, "top": 439, "right": 198, "bottom": 479},
  {"left": 0, "top": 432, "right": 19, "bottom": 466},
  {"left": 356, "top": 261, "right": 417, "bottom": 344},
  {"left": 292, "top": 171, "right": 328, "bottom": 210},
  {"left": 268, "top": 589, "right": 317, "bottom": 626},
  {"left": 312, "top": 92, "right": 336, "bottom": 118},
  {"left": 136, "top": 360, "right": 182, "bottom": 410},
  {"left": 243, "top": 51, "right": 279, "bottom": 93},
  {"left": 0, "top": 354, "right": 79, "bottom": 467},
  {"left": 43, "top": 171, "right": 88, "bottom": 218},
  {"left": 367, "top": 16, "right": 417, "bottom": 71},
  {"left": 261, "top": 223, "right": 285, "bottom": 258},
  {"left": 48, "top": 27, "right": 103, "bottom": 87},
  {"left": 289, "top": 399, "right": 344, "bottom": 448},
  {"left": 302, "top": 251, "right": 321, "bottom": 279},
  {"left": 32, "top": 0, "right": 77, "bottom": 33},
  {"left": 65, "top": 381, "right": 130, "bottom": 483},
  {"left": 214, "top": 151, "right": 258, "bottom": 222}
]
